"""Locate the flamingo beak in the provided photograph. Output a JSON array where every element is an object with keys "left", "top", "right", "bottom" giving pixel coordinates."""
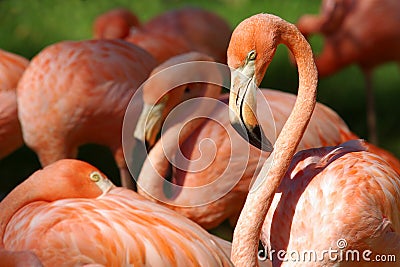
[
  {"left": 133, "top": 102, "right": 166, "bottom": 151},
  {"left": 229, "top": 69, "right": 273, "bottom": 152}
]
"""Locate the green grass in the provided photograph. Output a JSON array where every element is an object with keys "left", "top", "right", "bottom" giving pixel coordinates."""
[{"left": 0, "top": 0, "right": 399, "bottom": 196}]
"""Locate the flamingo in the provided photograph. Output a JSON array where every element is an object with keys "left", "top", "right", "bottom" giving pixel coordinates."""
[
  {"left": 93, "top": 8, "right": 191, "bottom": 64},
  {"left": 132, "top": 52, "right": 400, "bottom": 230},
  {"left": 296, "top": 0, "right": 400, "bottom": 144},
  {"left": 16, "top": 39, "right": 157, "bottom": 189},
  {"left": 0, "top": 159, "right": 235, "bottom": 266},
  {"left": 93, "top": 7, "right": 231, "bottom": 63},
  {"left": 92, "top": 7, "right": 141, "bottom": 39},
  {"left": 227, "top": 13, "right": 400, "bottom": 266},
  {"left": 0, "top": 49, "right": 29, "bottom": 159}
]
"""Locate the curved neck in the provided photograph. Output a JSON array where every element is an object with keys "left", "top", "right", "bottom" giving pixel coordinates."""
[
  {"left": 137, "top": 82, "right": 221, "bottom": 202},
  {"left": 231, "top": 19, "right": 318, "bottom": 266},
  {"left": 137, "top": 53, "right": 223, "bottom": 202}
]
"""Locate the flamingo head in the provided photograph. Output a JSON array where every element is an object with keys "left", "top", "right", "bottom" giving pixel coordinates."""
[
  {"left": 134, "top": 52, "right": 217, "bottom": 150},
  {"left": 133, "top": 67, "right": 187, "bottom": 150},
  {"left": 227, "top": 14, "right": 281, "bottom": 152},
  {"left": 31, "top": 159, "right": 115, "bottom": 199}
]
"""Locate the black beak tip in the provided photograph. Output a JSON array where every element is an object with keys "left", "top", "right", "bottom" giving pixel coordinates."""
[
  {"left": 231, "top": 121, "right": 273, "bottom": 152},
  {"left": 144, "top": 140, "right": 152, "bottom": 153},
  {"left": 250, "top": 124, "right": 273, "bottom": 152}
]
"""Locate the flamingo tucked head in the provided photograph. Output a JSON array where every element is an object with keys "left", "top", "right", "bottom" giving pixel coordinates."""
[
  {"left": 28, "top": 159, "right": 115, "bottom": 200},
  {"left": 93, "top": 8, "right": 141, "bottom": 39},
  {"left": 227, "top": 14, "right": 281, "bottom": 152},
  {"left": 0, "top": 159, "right": 114, "bottom": 245}
]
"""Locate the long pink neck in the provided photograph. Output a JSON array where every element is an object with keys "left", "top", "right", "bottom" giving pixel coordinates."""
[
  {"left": 231, "top": 18, "right": 318, "bottom": 266},
  {"left": 137, "top": 81, "right": 221, "bottom": 202},
  {"left": 138, "top": 53, "right": 223, "bottom": 202}
]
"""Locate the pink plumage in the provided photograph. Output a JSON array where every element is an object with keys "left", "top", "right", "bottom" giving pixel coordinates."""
[
  {"left": 1, "top": 159, "right": 232, "bottom": 266},
  {"left": 17, "top": 39, "right": 157, "bottom": 188},
  {"left": 0, "top": 49, "right": 29, "bottom": 159}
]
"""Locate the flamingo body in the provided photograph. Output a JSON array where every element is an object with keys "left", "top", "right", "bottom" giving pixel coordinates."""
[
  {"left": 261, "top": 140, "right": 400, "bottom": 266},
  {"left": 5, "top": 189, "right": 231, "bottom": 266},
  {"left": 17, "top": 39, "right": 157, "bottom": 186},
  {"left": 0, "top": 49, "right": 29, "bottom": 159},
  {"left": 1, "top": 159, "right": 232, "bottom": 266}
]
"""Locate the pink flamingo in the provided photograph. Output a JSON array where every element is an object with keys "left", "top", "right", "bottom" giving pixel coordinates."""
[
  {"left": 93, "top": 7, "right": 231, "bottom": 63},
  {"left": 0, "top": 159, "right": 235, "bottom": 266},
  {"left": 227, "top": 13, "right": 400, "bottom": 266},
  {"left": 296, "top": 0, "right": 400, "bottom": 144},
  {"left": 92, "top": 7, "right": 140, "bottom": 39},
  {"left": 93, "top": 8, "right": 191, "bottom": 63},
  {"left": 132, "top": 52, "right": 400, "bottom": 230},
  {"left": 17, "top": 39, "right": 157, "bottom": 189},
  {"left": 0, "top": 49, "right": 29, "bottom": 159}
]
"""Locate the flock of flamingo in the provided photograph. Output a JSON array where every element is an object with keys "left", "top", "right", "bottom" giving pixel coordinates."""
[{"left": 0, "top": 1, "right": 399, "bottom": 266}]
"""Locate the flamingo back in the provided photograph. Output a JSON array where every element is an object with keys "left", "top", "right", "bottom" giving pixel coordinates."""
[
  {"left": 261, "top": 140, "right": 400, "bottom": 265},
  {"left": 17, "top": 39, "right": 157, "bottom": 165},
  {"left": 4, "top": 187, "right": 232, "bottom": 266},
  {"left": 0, "top": 49, "right": 29, "bottom": 159}
]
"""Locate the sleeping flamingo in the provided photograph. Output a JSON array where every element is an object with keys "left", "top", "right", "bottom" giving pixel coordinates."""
[
  {"left": 132, "top": 50, "right": 400, "bottom": 230},
  {"left": 296, "top": 0, "right": 400, "bottom": 144},
  {"left": 0, "top": 159, "right": 234, "bottom": 266},
  {"left": 227, "top": 13, "right": 400, "bottom": 266},
  {"left": 93, "top": 7, "right": 231, "bottom": 63},
  {"left": 93, "top": 8, "right": 191, "bottom": 63},
  {"left": 0, "top": 49, "right": 29, "bottom": 159},
  {"left": 93, "top": 7, "right": 141, "bottom": 39},
  {"left": 17, "top": 39, "right": 157, "bottom": 189}
]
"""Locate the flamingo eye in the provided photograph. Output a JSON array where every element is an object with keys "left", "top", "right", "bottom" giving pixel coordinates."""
[
  {"left": 90, "top": 172, "right": 102, "bottom": 182},
  {"left": 247, "top": 50, "right": 256, "bottom": 61}
]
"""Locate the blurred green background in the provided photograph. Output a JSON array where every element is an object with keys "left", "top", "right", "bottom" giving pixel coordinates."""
[{"left": 0, "top": 0, "right": 399, "bottom": 200}]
